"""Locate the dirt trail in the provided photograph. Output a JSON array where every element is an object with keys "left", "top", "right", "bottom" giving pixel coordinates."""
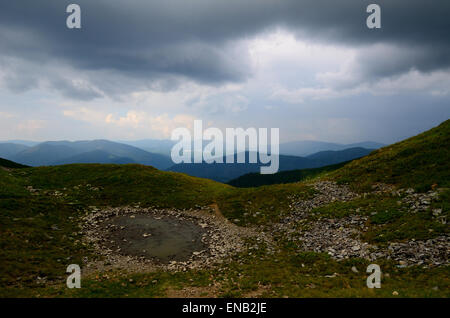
[{"left": 209, "top": 203, "right": 228, "bottom": 222}]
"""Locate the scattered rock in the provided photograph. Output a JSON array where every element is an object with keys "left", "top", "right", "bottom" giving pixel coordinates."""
[{"left": 274, "top": 181, "right": 449, "bottom": 267}]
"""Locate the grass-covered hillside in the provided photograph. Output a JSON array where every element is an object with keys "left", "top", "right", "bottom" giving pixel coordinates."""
[
  {"left": 0, "top": 157, "right": 28, "bottom": 169},
  {"left": 332, "top": 119, "right": 450, "bottom": 192},
  {"left": 320, "top": 120, "right": 449, "bottom": 248},
  {"left": 20, "top": 164, "right": 231, "bottom": 208}
]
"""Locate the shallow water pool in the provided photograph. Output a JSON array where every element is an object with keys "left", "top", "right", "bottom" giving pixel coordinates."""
[{"left": 106, "top": 214, "right": 207, "bottom": 263}]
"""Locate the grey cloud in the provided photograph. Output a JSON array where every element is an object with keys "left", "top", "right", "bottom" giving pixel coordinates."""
[
  {"left": 3, "top": 73, "right": 38, "bottom": 93},
  {"left": 0, "top": 0, "right": 449, "bottom": 99},
  {"left": 49, "top": 77, "right": 102, "bottom": 101},
  {"left": 355, "top": 45, "right": 450, "bottom": 82}
]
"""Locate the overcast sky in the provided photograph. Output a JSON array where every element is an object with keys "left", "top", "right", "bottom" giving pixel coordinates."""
[{"left": 0, "top": 0, "right": 449, "bottom": 144}]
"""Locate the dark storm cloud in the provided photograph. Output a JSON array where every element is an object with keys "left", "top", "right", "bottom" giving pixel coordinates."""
[
  {"left": 355, "top": 45, "right": 450, "bottom": 81},
  {"left": 0, "top": 0, "right": 449, "bottom": 99}
]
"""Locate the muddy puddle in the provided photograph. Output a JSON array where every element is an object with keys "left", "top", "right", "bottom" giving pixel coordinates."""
[{"left": 105, "top": 214, "right": 207, "bottom": 263}]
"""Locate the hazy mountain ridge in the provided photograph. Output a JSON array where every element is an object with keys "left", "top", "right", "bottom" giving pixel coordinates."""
[
  {"left": 0, "top": 140, "right": 173, "bottom": 169},
  {"left": 305, "top": 147, "right": 375, "bottom": 165},
  {"left": 0, "top": 138, "right": 380, "bottom": 176},
  {"left": 0, "top": 138, "right": 384, "bottom": 155},
  {"left": 167, "top": 147, "right": 374, "bottom": 182},
  {"left": 117, "top": 139, "right": 176, "bottom": 157},
  {"left": 52, "top": 149, "right": 137, "bottom": 165},
  {"left": 119, "top": 139, "right": 384, "bottom": 158},
  {"left": 279, "top": 140, "right": 384, "bottom": 157},
  {"left": 0, "top": 143, "right": 29, "bottom": 159}
]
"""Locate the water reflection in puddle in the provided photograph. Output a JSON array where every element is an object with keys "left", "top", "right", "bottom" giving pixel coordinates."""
[{"left": 106, "top": 214, "right": 207, "bottom": 263}]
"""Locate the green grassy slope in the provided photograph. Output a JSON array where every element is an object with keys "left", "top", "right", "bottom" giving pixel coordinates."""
[
  {"left": 332, "top": 119, "right": 450, "bottom": 192},
  {"left": 0, "top": 157, "right": 28, "bottom": 169},
  {"left": 0, "top": 168, "right": 89, "bottom": 291},
  {"left": 22, "top": 164, "right": 231, "bottom": 208}
]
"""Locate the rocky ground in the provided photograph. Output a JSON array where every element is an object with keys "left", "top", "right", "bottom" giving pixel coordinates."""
[
  {"left": 278, "top": 181, "right": 449, "bottom": 267},
  {"left": 79, "top": 181, "right": 448, "bottom": 273}
]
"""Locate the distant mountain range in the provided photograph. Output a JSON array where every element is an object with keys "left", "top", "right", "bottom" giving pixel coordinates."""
[
  {"left": 0, "top": 143, "right": 29, "bottom": 158},
  {"left": 2, "top": 138, "right": 384, "bottom": 158},
  {"left": 53, "top": 150, "right": 137, "bottom": 165},
  {"left": 167, "top": 147, "right": 374, "bottom": 182},
  {"left": 0, "top": 140, "right": 173, "bottom": 169},
  {"left": 279, "top": 140, "right": 385, "bottom": 157},
  {"left": 118, "top": 139, "right": 384, "bottom": 158},
  {"left": 3, "top": 140, "right": 41, "bottom": 147},
  {"left": 0, "top": 138, "right": 382, "bottom": 181},
  {"left": 117, "top": 139, "right": 176, "bottom": 157}
]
